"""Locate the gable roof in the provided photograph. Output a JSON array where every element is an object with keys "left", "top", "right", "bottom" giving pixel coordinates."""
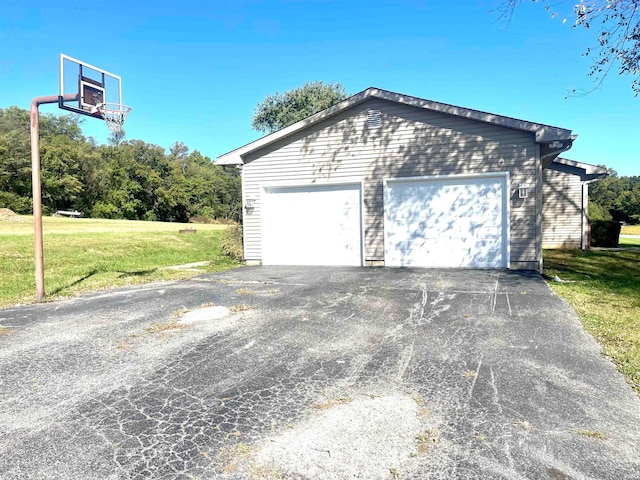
[
  {"left": 546, "top": 157, "right": 609, "bottom": 181},
  {"left": 217, "top": 87, "right": 575, "bottom": 165}
]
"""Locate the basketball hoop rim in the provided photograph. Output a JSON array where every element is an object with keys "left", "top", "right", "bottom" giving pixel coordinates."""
[{"left": 96, "top": 102, "right": 132, "bottom": 132}]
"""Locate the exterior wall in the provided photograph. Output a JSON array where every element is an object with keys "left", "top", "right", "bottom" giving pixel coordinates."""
[
  {"left": 241, "top": 98, "right": 539, "bottom": 269},
  {"left": 542, "top": 167, "right": 584, "bottom": 249}
]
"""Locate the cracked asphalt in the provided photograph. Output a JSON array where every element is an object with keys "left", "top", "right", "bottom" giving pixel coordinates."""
[{"left": 1, "top": 267, "right": 639, "bottom": 479}]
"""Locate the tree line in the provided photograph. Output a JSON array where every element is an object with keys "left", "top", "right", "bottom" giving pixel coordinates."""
[
  {"left": 589, "top": 171, "right": 640, "bottom": 224},
  {"left": 0, "top": 106, "right": 241, "bottom": 223}
]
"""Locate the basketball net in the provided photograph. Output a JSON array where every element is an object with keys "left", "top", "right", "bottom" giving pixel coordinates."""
[{"left": 96, "top": 103, "right": 132, "bottom": 133}]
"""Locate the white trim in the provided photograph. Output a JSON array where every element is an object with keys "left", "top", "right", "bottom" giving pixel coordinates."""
[
  {"left": 259, "top": 181, "right": 365, "bottom": 266},
  {"left": 385, "top": 171, "right": 510, "bottom": 184},
  {"left": 60, "top": 54, "right": 123, "bottom": 105},
  {"left": 535, "top": 143, "right": 543, "bottom": 271},
  {"left": 552, "top": 157, "right": 608, "bottom": 177},
  {"left": 260, "top": 179, "right": 364, "bottom": 189},
  {"left": 383, "top": 172, "right": 510, "bottom": 268},
  {"left": 217, "top": 87, "right": 574, "bottom": 165},
  {"left": 240, "top": 168, "right": 249, "bottom": 263}
]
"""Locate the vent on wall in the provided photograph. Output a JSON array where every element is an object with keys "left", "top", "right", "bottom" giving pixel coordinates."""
[{"left": 367, "top": 109, "right": 382, "bottom": 128}]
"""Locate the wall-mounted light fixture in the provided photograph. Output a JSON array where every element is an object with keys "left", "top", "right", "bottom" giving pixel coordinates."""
[
  {"left": 518, "top": 184, "right": 529, "bottom": 199},
  {"left": 245, "top": 198, "right": 256, "bottom": 210}
]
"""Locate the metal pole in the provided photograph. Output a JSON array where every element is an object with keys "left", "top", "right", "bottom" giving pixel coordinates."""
[{"left": 30, "top": 94, "right": 76, "bottom": 302}]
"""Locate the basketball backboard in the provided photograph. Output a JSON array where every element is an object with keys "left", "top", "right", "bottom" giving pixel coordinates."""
[{"left": 59, "top": 54, "right": 123, "bottom": 117}]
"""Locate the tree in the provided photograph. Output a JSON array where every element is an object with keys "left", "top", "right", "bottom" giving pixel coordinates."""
[
  {"left": 0, "top": 107, "right": 32, "bottom": 212},
  {"left": 169, "top": 141, "right": 189, "bottom": 173},
  {"left": 108, "top": 129, "right": 126, "bottom": 146},
  {"left": 251, "top": 81, "right": 348, "bottom": 133},
  {"left": 0, "top": 107, "right": 242, "bottom": 223},
  {"left": 590, "top": 174, "right": 640, "bottom": 223},
  {"left": 497, "top": 1, "right": 640, "bottom": 94}
]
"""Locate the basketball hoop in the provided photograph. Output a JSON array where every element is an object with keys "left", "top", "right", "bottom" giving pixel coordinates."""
[{"left": 96, "top": 103, "right": 132, "bottom": 133}]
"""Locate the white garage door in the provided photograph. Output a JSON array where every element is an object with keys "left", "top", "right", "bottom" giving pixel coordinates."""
[
  {"left": 261, "top": 183, "right": 363, "bottom": 266},
  {"left": 384, "top": 174, "right": 509, "bottom": 268}
]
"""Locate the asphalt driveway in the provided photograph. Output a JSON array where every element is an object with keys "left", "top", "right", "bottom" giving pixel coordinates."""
[{"left": 1, "top": 267, "right": 639, "bottom": 479}]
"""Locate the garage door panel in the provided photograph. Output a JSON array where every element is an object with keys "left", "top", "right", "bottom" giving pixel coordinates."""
[
  {"left": 262, "top": 184, "right": 362, "bottom": 266},
  {"left": 384, "top": 176, "right": 508, "bottom": 268}
]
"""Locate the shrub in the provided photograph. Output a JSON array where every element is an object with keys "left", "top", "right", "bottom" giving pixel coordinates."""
[
  {"left": 591, "top": 220, "right": 621, "bottom": 247},
  {"left": 0, "top": 191, "right": 31, "bottom": 214},
  {"left": 220, "top": 224, "right": 244, "bottom": 262},
  {"left": 91, "top": 201, "right": 120, "bottom": 219},
  {"left": 588, "top": 201, "right": 612, "bottom": 221}
]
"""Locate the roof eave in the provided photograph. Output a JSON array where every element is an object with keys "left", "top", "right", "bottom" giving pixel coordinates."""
[
  {"left": 548, "top": 157, "right": 609, "bottom": 181},
  {"left": 216, "top": 87, "right": 574, "bottom": 164},
  {"left": 216, "top": 89, "right": 375, "bottom": 165}
]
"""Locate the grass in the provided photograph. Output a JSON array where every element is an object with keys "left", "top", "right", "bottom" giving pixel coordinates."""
[
  {"left": 0, "top": 215, "right": 240, "bottom": 307},
  {"left": 312, "top": 397, "right": 353, "bottom": 410},
  {"left": 229, "top": 304, "right": 254, "bottom": 313},
  {"left": 619, "top": 224, "right": 640, "bottom": 247},
  {"left": 146, "top": 319, "right": 190, "bottom": 334},
  {"left": 621, "top": 225, "right": 640, "bottom": 236},
  {"left": 619, "top": 236, "right": 640, "bottom": 246},
  {"left": 544, "top": 249, "right": 640, "bottom": 394},
  {"left": 577, "top": 429, "right": 608, "bottom": 440},
  {"left": 415, "top": 429, "right": 439, "bottom": 454}
]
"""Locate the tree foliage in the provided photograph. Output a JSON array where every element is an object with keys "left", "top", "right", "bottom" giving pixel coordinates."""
[
  {"left": 589, "top": 171, "right": 640, "bottom": 223},
  {"left": 251, "top": 81, "right": 348, "bottom": 133},
  {"left": 0, "top": 107, "right": 241, "bottom": 223},
  {"left": 497, "top": 1, "right": 640, "bottom": 94}
]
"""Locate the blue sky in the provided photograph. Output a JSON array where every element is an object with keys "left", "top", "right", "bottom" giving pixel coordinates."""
[{"left": 1, "top": 0, "right": 638, "bottom": 175}]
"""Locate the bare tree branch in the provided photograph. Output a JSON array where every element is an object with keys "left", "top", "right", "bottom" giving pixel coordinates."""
[{"left": 496, "top": 0, "right": 640, "bottom": 95}]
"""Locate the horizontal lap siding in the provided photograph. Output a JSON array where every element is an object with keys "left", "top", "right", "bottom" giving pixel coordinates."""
[
  {"left": 242, "top": 98, "right": 538, "bottom": 265},
  {"left": 542, "top": 168, "right": 583, "bottom": 248}
]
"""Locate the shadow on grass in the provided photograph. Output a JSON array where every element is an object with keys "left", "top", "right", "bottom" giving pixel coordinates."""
[
  {"left": 544, "top": 249, "right": 640, "bottom": 292},
  {"left": 117, "top": 269, "right": 158, "bottom": 278},
  {"left": 49, "top": 268, "right": 158, "bottom": 296},
  {"left": 50, "top": 269, "right": 101, "bottom": 295}
]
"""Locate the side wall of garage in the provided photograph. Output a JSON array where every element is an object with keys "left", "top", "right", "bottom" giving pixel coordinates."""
[
  {"left": 241, "top": 98, "right": 539, "bottom": 269},
  {"left": 542, "top": 167, "right": 584, "bottom": 249}
]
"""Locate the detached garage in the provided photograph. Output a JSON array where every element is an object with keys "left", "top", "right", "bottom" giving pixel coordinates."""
[{"left": 217, "top": 87, "right": 577, "bottom": 271}]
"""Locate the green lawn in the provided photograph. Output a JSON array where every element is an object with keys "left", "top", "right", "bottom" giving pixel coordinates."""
[
  {"left": 544, "top": 249, "right": 640, "bottom": 394},
  {"left": 620, "top": 237, "right": 640, "bottom": 246},
  {"left": 621, "top": 224, "right": 640, "bottom": 236},
  {"left": 619, "top": 224, "right": 640, "bottom": 247},
  {"left": 0, "top": 216, "right": 239, "bottom": 307}
]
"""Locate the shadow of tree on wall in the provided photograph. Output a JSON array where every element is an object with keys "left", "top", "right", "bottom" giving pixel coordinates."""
[
  {"left": 284, "top": 97, "right": 539, "bottom": 267},
  {"left": 542, "top": 167, "right": 583, "bottom": 248},
  {"left": 384, "top": 179, "right": 505, "bottom": 267}
]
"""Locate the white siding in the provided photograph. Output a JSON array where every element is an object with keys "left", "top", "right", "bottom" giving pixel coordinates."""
[
  {"left": 242, "top": 98, "right": 538, "bottom": 268},
  {"left": 542, "top": 167, "right": 584, "bottom": 249}
]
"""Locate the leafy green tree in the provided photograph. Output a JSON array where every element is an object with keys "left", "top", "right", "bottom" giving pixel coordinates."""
[
  {"left": 169, "top": 141, "right": 190, "bottom": 173},
  {"left": 0, "top": 107, "right": 242, "bottom": 223},
  {"left": 0, "top": 107, "right": 32, "bottom": 212},
  {"left": 497, "top": 1, "right": 640, "bottom": 94},
  {"left": 590, "top": 174, "right": 640, "bottom": 223},
  {"left": 251, "top": 81, "right": 348, "bottom": 133}
]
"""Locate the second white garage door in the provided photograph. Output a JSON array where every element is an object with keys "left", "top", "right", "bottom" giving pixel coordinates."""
[
  {"left": 384, "top": 174, "right": 509, "bottom": 268},
  {"left": 261, "top": 183, "right": 363, "bottom": 266}
]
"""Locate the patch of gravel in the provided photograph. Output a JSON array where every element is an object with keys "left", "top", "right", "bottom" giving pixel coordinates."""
[
  {"left": 0, "top": 208, "right": 28, "bottom": 223},
  {"left": 245, "top": 394, "right": 424, "bottom": 479}
]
